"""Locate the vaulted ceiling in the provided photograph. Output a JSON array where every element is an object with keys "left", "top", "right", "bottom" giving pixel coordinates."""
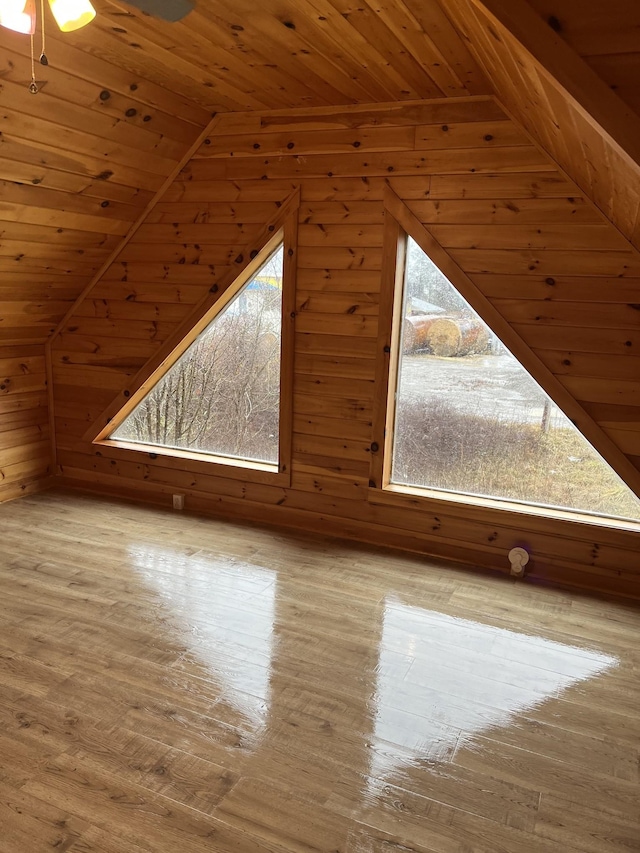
[
  {"left": 444, "top": 0, "right": 640, "bottom": 252},
  {"left": 527, "top": 0, "right": 640, "bottom": 117},
  {"left": 1, "top": 0, "right": 639, "bottom": 345}
]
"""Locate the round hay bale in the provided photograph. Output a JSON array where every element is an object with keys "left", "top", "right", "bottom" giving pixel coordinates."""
[
  {"left": 426, "top": 318, "right": 460, "bottom": 356},
  {"left": 461, "top": 320, "right": 490, "bottom": 355},
  {"left": 427, "top": 318, "right": 489, "bottom": 357},
  {"left": 402, "top": 314, "right": 441, "bottom": 353}
]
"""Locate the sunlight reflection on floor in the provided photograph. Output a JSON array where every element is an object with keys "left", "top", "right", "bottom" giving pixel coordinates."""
[
  {"left": 127, "top": 543, "right": 276, "bottom": 727},
  {"left": 371, "top": 597, "right": 618, "bottom": 781}
]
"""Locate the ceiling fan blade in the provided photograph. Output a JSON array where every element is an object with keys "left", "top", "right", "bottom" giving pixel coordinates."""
[{"left": 124, "top": 0, "right": 194, "bottom": 22}]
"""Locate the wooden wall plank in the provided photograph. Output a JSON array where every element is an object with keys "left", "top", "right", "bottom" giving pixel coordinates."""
[
  {"left": 50, "top": 98, "right": 640, "bottom": 597},
  {"left": 183, "top": 145, "right": 553, "bottom": 181},
  {"left": 0, "top": 24, "right": 217, "bottom": 360},
  {"left": 0, "top": 343, "right": 50, "bottom": 502}
]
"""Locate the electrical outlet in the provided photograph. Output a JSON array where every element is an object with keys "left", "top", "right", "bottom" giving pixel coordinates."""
[{"left": 172, "top": 494, "right": 185, "bottom": 510}]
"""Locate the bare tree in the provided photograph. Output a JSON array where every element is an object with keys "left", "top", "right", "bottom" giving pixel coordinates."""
[{"left": 114, "top": 249, "right": 283, "bottom": 464}]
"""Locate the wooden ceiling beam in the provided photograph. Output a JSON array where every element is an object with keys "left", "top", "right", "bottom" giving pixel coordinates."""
[{"left": 465, "top": 0, "right": 640, "bottom": 177}]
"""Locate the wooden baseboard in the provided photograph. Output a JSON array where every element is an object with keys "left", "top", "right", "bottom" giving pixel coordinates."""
[{"left": 56, "top": 474, "right": 640, "bottom": 601}]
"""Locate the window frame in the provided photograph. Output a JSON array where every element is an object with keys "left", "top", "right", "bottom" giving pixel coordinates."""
[
  {"left": 89, "top": 193, "right": 299, "bottom": 489},
  {"left": 369, "top": 184, "right": 640, "bottom": 534}
]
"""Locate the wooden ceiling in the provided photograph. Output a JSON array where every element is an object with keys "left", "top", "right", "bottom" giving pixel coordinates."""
[
  {"left": 0, "top": 10, "right": 210, "bottom": 345},
  {"left": 0, "top": 0, "right": 494, "bottom": 345},
  {"left": 526, "top": 0, "right": 640, "bottom": 117},
  {"left": 86, "top": 0, "right": 493, "bottom": 110},
  {"left": 0, "top": 0, "right": 639, "bottom": 345},
  {"left": 443, "top": 0, "right": 640, "bottom": 251}
]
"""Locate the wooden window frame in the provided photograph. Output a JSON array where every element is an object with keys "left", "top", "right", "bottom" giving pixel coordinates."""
[
  {"left": 89, "top": 189, "right": 300, "bottom": 489},
  {"left": 369, "top": 183, "right": 640, "bottom": 534}
]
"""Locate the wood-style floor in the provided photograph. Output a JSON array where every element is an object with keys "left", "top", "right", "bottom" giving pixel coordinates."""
[{"left": 0, "top": 490, "right": 638, "bottom": 853}]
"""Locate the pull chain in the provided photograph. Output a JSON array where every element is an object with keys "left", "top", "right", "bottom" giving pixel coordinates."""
[
  {"left": 39, "top": 0, "right": 48, "bottom": 65},
  {"left": 29, "top": 34, "right": 38, "bottom": 93}
]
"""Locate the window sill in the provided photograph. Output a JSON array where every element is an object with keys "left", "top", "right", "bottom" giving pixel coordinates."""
[
  {"left": 368, "top": 483, "right": 640, "bottom": 537},
  {"left": 95, "top": 439, "right": 290, "bottom": 487}
]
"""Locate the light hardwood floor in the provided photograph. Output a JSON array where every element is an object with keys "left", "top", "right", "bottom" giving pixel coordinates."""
[{"left": 0, "top": 489, "right": 638, "bottom": 853}]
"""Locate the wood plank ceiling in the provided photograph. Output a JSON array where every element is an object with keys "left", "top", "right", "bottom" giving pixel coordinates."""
[
  {"left": 0, "top": 0, "right": 493, "bottom": 344},
  {"left": 442, "top": 0, "right": 640, "bottom": 251},
  {"left": 1, "top": 0, "right": 639, "bottom": 342},
  {"left": 526, "top": 0, "right": 640, "bottom": 117}
]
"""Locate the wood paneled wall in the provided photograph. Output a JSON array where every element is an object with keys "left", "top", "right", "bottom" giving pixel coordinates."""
[
  {"left": 0, "top": 26, "right": 208, "bottom": 344},
  {"left": 51, "top": 98, "right": 640, "bottom": 597},
  {"left": 0, "top": 344, "right": 50, "bottom": 502}
]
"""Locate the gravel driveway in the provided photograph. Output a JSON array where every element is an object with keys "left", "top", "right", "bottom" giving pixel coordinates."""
[{"left": 397, "top": 353, "right": 566, "bottom": 429}]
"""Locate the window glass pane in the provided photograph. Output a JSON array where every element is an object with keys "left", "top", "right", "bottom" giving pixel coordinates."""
[
  {"left": 112, "top": 245, "right": 283, "bottom": 465},
  {"left": 391, "top": 237, "right": 640, "bottom": 523}
]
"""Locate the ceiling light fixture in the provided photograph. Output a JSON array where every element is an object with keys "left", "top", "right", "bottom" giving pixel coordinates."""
[{"left": 0, "top": 0, "right": 96, "bottom": 92}]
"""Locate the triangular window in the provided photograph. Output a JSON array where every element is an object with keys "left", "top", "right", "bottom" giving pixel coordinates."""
[
  {"left": 109, "top": 243, "right": 284, "bottom": 466},
  {"left": 391, "top": 237, "right": 640, "bottom": 523}
]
